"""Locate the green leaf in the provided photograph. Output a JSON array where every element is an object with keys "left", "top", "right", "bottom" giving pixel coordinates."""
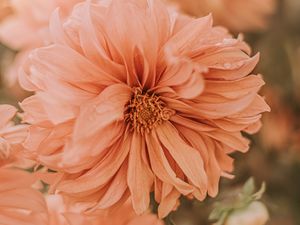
[
  {"left": 242, "top": 177, "right": 255, "bottom": 196},
  {"left": 209, "top": 205, "right": 224, "bottom": 221},
  {"left": 215, "top": 212, "right": 229, "bottom": 225},
  {"left": 253, "top": 182, "right": 266, "bottom": 200}
]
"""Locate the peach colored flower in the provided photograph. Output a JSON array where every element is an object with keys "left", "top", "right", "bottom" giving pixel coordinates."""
[
  {"left": 0, "top": 0, "right": 81, "bottom": 86},
  {"left": 47, "top": 195, "right": 163, "bottom": 225},
  {"left": 20, "top": 0, "right": 269, "bottom": 218},
  {"left": 0, "top": 168, "right": 48, "bottom": 225},
  {"left": 0, "top": 104, "right": 28, "bottom": 167},
  {"left": 166, "top": 0, "right": 276, "bottom": 32}
]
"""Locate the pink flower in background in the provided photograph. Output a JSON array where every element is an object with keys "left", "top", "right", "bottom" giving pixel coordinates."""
[
  {"left": 47, "top": 196, "right": 163, "bottom": 225},
  {"left": 0, "top": 104, "right": 28, "bottom": 167},
  {"left": 0, "top": 0, "right": 81, "bottom": 86},
  {"left": 0, "top": 168, "right": 48, "bottom": 225},
  {"left": 20, "top": 0, "right": 269, "bottom": 218},
  {"left": 0, "top": 0, "right": 81, "bottom": 49},
  {"left": 166, "top": 0, "right": 276, "bottom": 32}
]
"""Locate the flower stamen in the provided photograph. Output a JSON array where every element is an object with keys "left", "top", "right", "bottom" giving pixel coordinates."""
[{"left": 125, "top": 88, "right": 175, "bottom": 133}]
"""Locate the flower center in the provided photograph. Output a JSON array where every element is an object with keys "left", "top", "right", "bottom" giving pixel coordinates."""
[{"left": 125, "top": 88, "right": 175, "bottom": 133}]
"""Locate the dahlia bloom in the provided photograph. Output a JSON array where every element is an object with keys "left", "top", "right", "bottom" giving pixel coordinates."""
[
  {"left": 166, "top": 0, "right": 276, "bottom": 32},
  {"left": 47, "top": 195, "right": 163, "bottom": 225},
  {"left": 0, "top": 168, "right": 48, "bottom": 225},
  {"left": 0, "top": 0, "right": 81, "bottom": 86},
  {"left": 0, "top": 104, "right": 28, "bottom": 167},
  {"left": 20, "top": 0, "right": 269, "bottom": 218}
]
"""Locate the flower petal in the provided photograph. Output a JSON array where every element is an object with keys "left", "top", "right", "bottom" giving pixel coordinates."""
[
  {"left": 0, "top": 105, "right": 17, "bottom": 129},
  {"left": 128, "top": 132, "right": 154, "bottom": 214},
  {"left": 146, "top": 131, "right": 193, "bottom": 195},
  {"left": 156, "top": 122, "right": 207, "bottom": 192}
]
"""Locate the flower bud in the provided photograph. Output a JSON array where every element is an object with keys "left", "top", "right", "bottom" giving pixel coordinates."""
[{"left": 224, "top": 201, "right": 269, "bottom": 225}]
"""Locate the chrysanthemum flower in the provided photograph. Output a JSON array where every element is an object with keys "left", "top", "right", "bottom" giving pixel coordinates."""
[
  {"left": 0, "top": 104, "right": 28, "bottom": 167},
  {"left": 20, "top": 0, "right": 270, "bottom": 218},
  {"left": 166, "top": 0, "right": 276, "bottom": 32},
  {"left": 0, "top": 168, "right": 48, "bottom": 225},
  {"left": 0, "top": 0, "right": 81, "bottom": 86},
  {"left": 47, "top": 196, "right": 163, "bottom": 225}
]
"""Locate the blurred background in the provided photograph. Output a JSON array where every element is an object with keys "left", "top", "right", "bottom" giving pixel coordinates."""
[{"left": 1, "top": 0, "right": 300, "bottom": 224}]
